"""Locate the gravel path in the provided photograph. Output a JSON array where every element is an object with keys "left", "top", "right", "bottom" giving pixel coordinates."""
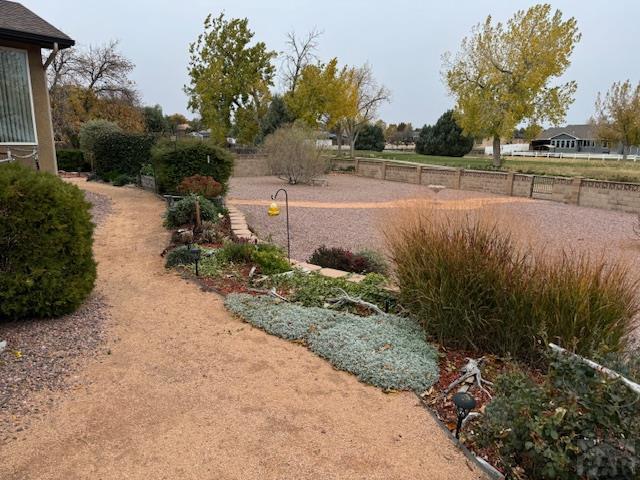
[
  {"left": 0, "top": 180, "right": 481, "bottom": 480},
  {"left": 0, "top": 190, "right": 112, "bottom": 444},
  {"left": 229, "top": 175, "right": 640, "bottom": 270}
]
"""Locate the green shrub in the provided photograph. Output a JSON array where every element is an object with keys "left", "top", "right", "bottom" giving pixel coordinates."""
[
  {"left": 152, "top": 139, "right": 233, "bottom": 194},
  {"left": 476, "top": 355, "right": 640, "bottom": 479},
  {"left": 139, "top": 163, "right": 155, "bottom": 177},
  {"left": 309, "top": 245, "right": 389, "bottom": 274},
  {"left": 79, "top": 119, "right": 122, "bottom": 170},
  {"left": 93, "top": 131, "right": 154, "bottom": 179},
  {"left": 218, "top": 242, "right": 291, "bottom": 275},
  {"left": 112, "top": 174, "right": 135, "bottom": 187},
  {"left": 56, "top": 149, "right": 90, "bottom": 172},
  {"left": 387, "top": 211, "right": 637, "bottom": 363},
  {"left": 165, "top": 245, "right": 198, "bottom": 268},
  {"left": 225, "top": 293, "right": 439, "bottom": 391},
  {"left": 164, "top": 195, "right": 222, "bottom": 228},
  {"left": 0, "top": 164, "right": 96, "bottom": 319}
]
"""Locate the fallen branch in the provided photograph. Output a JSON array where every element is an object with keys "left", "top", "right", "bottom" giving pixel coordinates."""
[
  {"left": 549, "top": 343, "right": 640, "bottom": 395},
  {"left": 445, "top": 357, "right": 493, "bottom": 398},
  {"left": 326, "top": 288, "right": 386, "bottom": 315}
]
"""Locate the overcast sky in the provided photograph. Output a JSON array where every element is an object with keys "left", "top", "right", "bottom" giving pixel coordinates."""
[{"left": 26, "top": 0, "right": 640, "bottom": 127}]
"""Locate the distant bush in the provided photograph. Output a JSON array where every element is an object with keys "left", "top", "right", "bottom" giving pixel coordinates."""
[
  {"left": 164, "top": 195, "right": 222, "bottom": 228},
  {"left": 355, "top": 123, "right": 385, "bottom": 151},
  {"left": 0, "top": 163, "right": 96, "bottom": 319},
  {"left": 79, "top": 119, "right": 122, "bottom": 170},
  {"left": 225, "top": 293, "right": 439, "bottom": 392},
  {"left": 386, "top": 209, "right": 638, "bottom": 363},
  {"left": 56, "top": 149, "right": 90, "bottom": 172},
  {"left": 477, "top": 354, "right": 640, "bottom": 479},
  {"left": 93, "top": 131, "right": 154, "bottom": 179},
  {"left": 263, "top": 124, "right": 328, "bottom": 185},
  {"left": 178, "top": 175, "right": 223, "bottom": 199},
  {"left": 309, "top": 245, "right": 389, "bottom": 275},
  {"left": 112, "top": 174, "right": 135, "bottom": 187},
  {"left": 152, "top": 139, "right": 233, "bottom": 194},
  {"left": 416, "top": 110, "right": 473, "bottom": 157}
]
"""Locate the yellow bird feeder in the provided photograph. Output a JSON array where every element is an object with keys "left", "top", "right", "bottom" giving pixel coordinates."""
[{"left": 268, "top": 202, "right": 280, "bottom": 217}]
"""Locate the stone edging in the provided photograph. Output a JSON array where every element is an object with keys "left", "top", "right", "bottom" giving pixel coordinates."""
[{"left": 226, "top": 205, "right": 369, "bottom": 284}]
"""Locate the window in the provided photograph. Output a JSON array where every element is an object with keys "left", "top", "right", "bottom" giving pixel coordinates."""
[
  {"left": 0, "top": 47, "right": 37, "bottom": 144},
  {"left": 561, "top": 140, "right": 565, "bottom": 148},
  {"left": 571, "top": 140, "right": 575, "bottom": 148}
]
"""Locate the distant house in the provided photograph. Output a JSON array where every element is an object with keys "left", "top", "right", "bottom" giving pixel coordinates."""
[
  {"left": 0, "top": 0, "right": 74, "bottom": 174},
  {"left": 531, "top": 124, "right": 615, "bottom": 154}
]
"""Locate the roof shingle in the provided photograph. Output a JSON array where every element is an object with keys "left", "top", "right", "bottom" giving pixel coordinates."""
[
  {"left": 0, "top": 0, "right": 74, "bottom": 49},
  {"left": 535, "top": 124, "right": 596, "bottom": 140}
]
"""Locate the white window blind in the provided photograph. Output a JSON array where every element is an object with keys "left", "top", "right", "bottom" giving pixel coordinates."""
[{"left": 0, "top": 48, "right": 36, "bottom": 144}]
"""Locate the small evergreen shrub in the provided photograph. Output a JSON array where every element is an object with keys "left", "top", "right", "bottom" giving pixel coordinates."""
[
  {"left": 112, "top": 174, "right": 135, "bottom": 186},
  {"left": 56, "top": 149, "right": 90, "bottom": 172},
  {"left": 218, "top": 242, "right": 291, "bottom": 275},
  {"left": 309, "top": 246, "right": 389, "bottom": 274},
  {"left": 164, "top": 195, "right": 222, "bottom": 228},
  {"left": 79, "top": 119, "right": 122, "bottom": 170},
  {"left": 93, "top": 131, "right": 154, "bottom": 179},
  {"left": 476, "top": 354, "right": 640, "bottom": 479},
  {"left": 178, "top": 175, "right": 223, "bottom": 199},
  {"left": 224, "top": 294, "right": 439, "bottom": 391},
  {"left": 152, "top": 139, "right": 233, "bottom": 194},
  {"left": 0, "top": 164, "right": 96, "bottom": 319},
  {"left": 165, "top": 245, "right": 198, "bottom": 268}
]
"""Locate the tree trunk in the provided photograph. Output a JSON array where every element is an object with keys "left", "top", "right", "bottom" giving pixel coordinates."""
[
  {"left": 492, "top": 136, "right": 501, "bottom": 167},
  {"left": 337, "top": 124, "right": 343, "bottom": 156},
  {"left": 350, "top": 135, "right": 357, "bottom": 158},
  {"left": 622, "top": 143, "right": 628, "bottom": 160}
]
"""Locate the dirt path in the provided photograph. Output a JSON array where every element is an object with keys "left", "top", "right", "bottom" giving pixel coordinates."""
[{"left": 0, "top": 181, "right": 481, "bottom": 480}]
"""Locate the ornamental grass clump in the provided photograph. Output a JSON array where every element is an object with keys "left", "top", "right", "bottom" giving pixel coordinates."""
[
  {"left": 224, "top": 294, "right": 439, "bottom": 391},
  {"left": 386, "top": 206, "right": 638, "bottom": 364}
]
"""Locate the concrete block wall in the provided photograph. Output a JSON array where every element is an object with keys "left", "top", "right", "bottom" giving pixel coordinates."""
[
  {"left": 232, "top": 154, "right": 271, "bottom": 177},
  {"left": 460, "top": 171, "right": 510, "bottom": 195}
]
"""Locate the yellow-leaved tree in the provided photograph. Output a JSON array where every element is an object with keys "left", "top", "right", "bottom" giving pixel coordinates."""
[
  {"left": 594, "top": 80, "right": 640, "bottom": 160},
  {"left": 443, "top": 4, "right": 581, "bottom": 166}
]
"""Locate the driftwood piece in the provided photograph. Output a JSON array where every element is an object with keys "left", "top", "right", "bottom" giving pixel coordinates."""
[
  {"left": 445, "top": 357, "right": 493, "bottom": 398},
  {"left": 247, "top": 287, "right": 290, "bottom": 302},
  {"left": 549, "top": 343, "right": 640, "bottom": 395},
  {"left": 326, "top": 288, "right": 386, "bottom": 315}
]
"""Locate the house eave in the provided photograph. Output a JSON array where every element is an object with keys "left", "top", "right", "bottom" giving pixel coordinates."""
[{"left": 0, "top": 28, "right": 74, "bottom": 49}]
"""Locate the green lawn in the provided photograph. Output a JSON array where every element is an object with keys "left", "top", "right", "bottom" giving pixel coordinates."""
[{"left": 349, "top": 150, "right": 640, "bottom": 183}]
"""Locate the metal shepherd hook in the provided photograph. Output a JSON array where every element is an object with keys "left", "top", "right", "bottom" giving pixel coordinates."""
[{"left": 270, "top": 188, "right": 290, "bottom": 262}]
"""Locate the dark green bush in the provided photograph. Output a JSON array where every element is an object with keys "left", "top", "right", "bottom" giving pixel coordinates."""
[
  {"left": 476, "top": 355, "right": 640, "bottom": 479},
  {"left": 112, "top": 174, "right": 135, "bottom": 187},
  {"left": 416, "top": 110, "right": 473, "bottom": 157},
  {"left": 56, "top": 149, "right": 90, "bottom": 172},
  {"left": 355, "top": 123, "right": 385, "bottom": 151},
  {"left": 387, "top": 211, "right": 637, "bottom": 363},
  {"left": 164, "top": 195, "right": 222, "bottom": 228},
  {"left": 152, "top": 139, "right": 233, "bottom": 194},
  {"left": 165, "top": 245, "right": 198, "bottom": 268},
  {"left": 93, "top": 131, "right": 154, "bottom": 179},
  {"left": 309, "top": 245, "right": 389, "bottom": 275},
  {"left": 218, "top": 242, "right": 291, "bottom": 275},
  {"left": 0, "top": 163, "right": 96, "bottom": 319}
]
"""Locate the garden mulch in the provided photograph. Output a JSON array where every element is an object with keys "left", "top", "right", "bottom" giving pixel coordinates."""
[
  {"left": 0, "top": 190, "right": 112, "bottom": 444},
  {"left": 0, "top": 181, "right": 482, "bottom": 480}
]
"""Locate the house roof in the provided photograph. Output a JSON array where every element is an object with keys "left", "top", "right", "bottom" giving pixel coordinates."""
[
  {"left": 0, "top": 0, "right": 74, "bottom": 49},
  {"left": 535, "top": 124, "right": 596, "bottom": 141}
]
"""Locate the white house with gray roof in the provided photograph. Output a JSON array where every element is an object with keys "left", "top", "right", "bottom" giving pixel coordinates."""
[{"left": 531, "top": 124, "right": 639, "bottom": 155}]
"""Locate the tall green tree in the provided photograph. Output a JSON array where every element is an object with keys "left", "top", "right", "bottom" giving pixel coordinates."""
[
  {"left": 416, "top": 110, "right": 474, "bottom": 157},
  {"left": 186, "top": 13, "right": 276, "bottom": 145},
  {"left": 142, "top": 105, "right": 169, "bottom": 134},
  {"left": 444, "top": 4, "right": 580, "bottom": 166},
  {"left": 260, "top": 94, "right": 294, "bottom": 140},
  {"left": 355, "top": 123, "right": 385, "bottom": 151},
  {"left": 594, "top": 80, "right": 640, "bottom": 160}
]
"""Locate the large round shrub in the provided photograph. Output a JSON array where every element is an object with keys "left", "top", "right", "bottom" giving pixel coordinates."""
[
  {"left": 0, "top": 164, "right": 97, "bottom": 319},
  {"left": 93, "top": 131, "right": 155, "bottom": 180},
  {"left": 153, "top": 139, "right": 234, "bottom": 194}
]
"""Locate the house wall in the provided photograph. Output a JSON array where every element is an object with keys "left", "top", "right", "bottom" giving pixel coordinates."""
[
  {"left": 329, "top": 157, "right": 640, "bottom": 214},
  {"left": 0, "top": 40, "right": 57, "bottom": 174}
]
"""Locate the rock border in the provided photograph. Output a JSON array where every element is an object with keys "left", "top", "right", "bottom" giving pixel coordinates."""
[{"left": 226, "top": 205, "right": 368, "bottom": 284}]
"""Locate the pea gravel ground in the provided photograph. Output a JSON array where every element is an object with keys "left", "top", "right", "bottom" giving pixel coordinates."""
[
  {"left": 228, "top": 174, "right": 640, "bottom": 270},
  {"left": 0, "top": 190, "right": 111, "bottom": 444},
  {"left": 0, "top": 181, "right": 482, "bottom": 480}
]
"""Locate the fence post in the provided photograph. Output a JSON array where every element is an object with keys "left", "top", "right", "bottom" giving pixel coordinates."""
[
  {"left": 455, "top": 168, "right": 463, "bottom": 189},
  {"left": 381, "top": 161, "right": 387, "bottom": 180},
  {"left": 416, "top": 164, "right": 422, "bottom": 185},
  {"left": 570, "top": 176, "right": 583, "bottom": 205},
  {"left": 506, "top": 172, "right": 515, "bottom": 196},
  {"left": 354, "top": 157, "right": 359, "bottom": 175}
]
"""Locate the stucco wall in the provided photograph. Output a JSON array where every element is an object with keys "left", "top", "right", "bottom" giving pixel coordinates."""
[
  {"left": 0, "top": 41, "right": 57, "bottom": 174},
  {"left": 232, "top": 154, "right": 271, "bottom": 177}
]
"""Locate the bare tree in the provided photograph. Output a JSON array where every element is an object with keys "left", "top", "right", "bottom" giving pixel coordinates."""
[
  {"left": 282, "top": 28, "right": 322, "bottom": 94},
  {"left": 343, "top": 64, "right": 391, "bottom": 157}
]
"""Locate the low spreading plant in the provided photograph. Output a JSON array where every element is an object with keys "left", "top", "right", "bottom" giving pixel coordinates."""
[
  {"left": 386, "top": 208, "right": 637, "bottom": 363},
  {"left": 178, "top": 175, "right": 223, "bottom": 199},
  {"left": 165, "top": 245, "right": 198, "bottom": 268},
  {"left": 265, "top": 271, "right": 397, "bottom": 313},
  {"left": 218, "top": 242, "right": 291, "bottom": 275},
  {"left": 224, "top": 294, "right": 439, "bottom": 392},
  {"left": 475, "top": 354, "right": 640, "bottom": 480},
  {"left": 309, "top": 245, "right": 389, "bottom": 275},
  {"left": 164, "top": 195, "right": 222, "bottom": 228}
]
